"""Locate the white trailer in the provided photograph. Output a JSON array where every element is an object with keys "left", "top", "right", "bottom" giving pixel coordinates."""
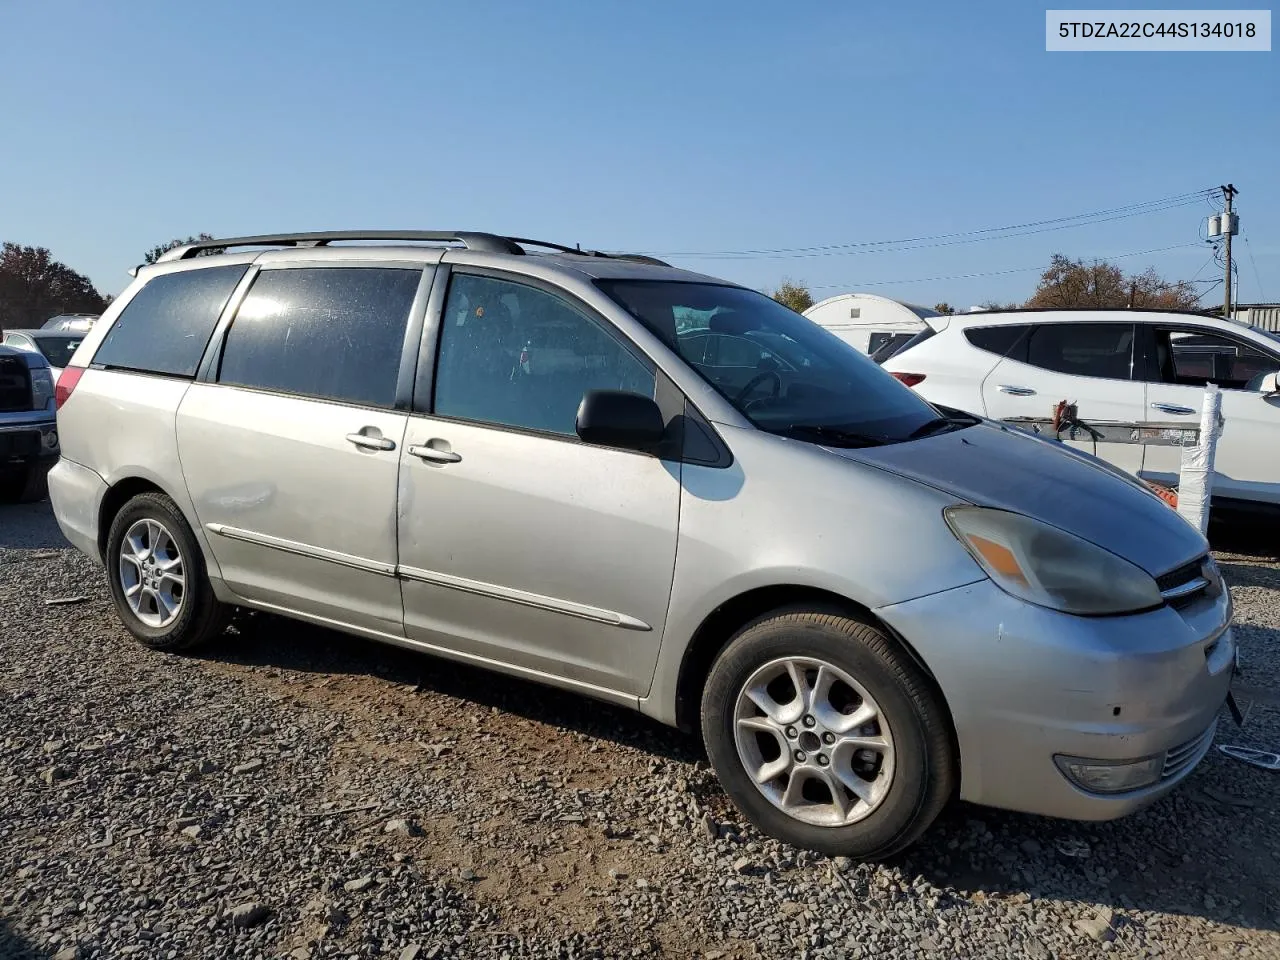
[{"left": 802, "top": 293, "right": 940, "bottom": 358}]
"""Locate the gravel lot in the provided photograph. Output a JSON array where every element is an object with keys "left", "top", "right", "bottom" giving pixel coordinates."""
[{"left": 2, "top": 500, "right": 1279, "bottom": 960}]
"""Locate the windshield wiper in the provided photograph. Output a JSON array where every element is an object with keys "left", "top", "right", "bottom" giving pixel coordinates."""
[
  {"left": 777, "top": 424, "right": 889, "bottom": 448},
  {"left": 906, "top": 411, "right": 981, "bottom": 440}
]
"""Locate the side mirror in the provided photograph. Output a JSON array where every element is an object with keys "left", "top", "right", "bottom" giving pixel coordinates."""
[
  {"left": 575, "top": 390, "right": 666, "bottom": 452},
  {"left": 1259, "top": 372, "right": 1280, "bottom": 395}
]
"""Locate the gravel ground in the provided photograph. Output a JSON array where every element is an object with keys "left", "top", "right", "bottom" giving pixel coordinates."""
[{"left": 2, "top": 500, "right": 1279, "bottom": 960}]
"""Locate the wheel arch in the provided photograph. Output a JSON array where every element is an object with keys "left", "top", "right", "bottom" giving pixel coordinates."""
[
  {"left": 672, "top": 585, "right": 958, "bottom": 769},
  {"left": 98, "top": 476, "right": 199, "bottom": 559}
]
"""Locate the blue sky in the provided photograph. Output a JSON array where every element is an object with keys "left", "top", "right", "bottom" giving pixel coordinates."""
[{"left": 1, "top": 1, "right": 1276, "bottom": 307}]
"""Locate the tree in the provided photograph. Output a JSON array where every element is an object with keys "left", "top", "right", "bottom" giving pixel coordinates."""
[
  {"left": 1025, "top": 253, "right": 1198, "bottom": 310},
  {"left": 0, "top": 243, "right": 107, "bottom": 330},
  {"left": 770, "top": 279, "right": 814, "bottom": 313},
  {"left": 976, "top": 300, "right": 1021, "bottom": 311},
  {"left": 143, "top": 233, "right": 216, "bottom": 266},
  {"left": 933, "top": 302, "right": 956, "bottom": 315}
]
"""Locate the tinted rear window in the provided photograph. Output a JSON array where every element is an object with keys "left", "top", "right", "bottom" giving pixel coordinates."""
[
  {"left": 964, "top": 324, "right": 1030, "bottom": 360},
  {"left": 35, "top": 335, "right": 83, "bottom": 368},
  {"left": 1026, "top": 323, "right": 1134, "bottom": 380},
  {"left": 93, "top": 266, "right": 248, "bottom": 376},
  {"left": 217, "top": 267, "right": 422, "bottom": 408}
]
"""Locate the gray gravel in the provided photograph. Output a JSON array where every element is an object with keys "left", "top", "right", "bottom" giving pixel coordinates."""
[{"left": 2, "top": 499, "right": 1279, "bottom": 959}]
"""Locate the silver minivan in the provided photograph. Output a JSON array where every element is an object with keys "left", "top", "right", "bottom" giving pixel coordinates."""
[{"left": 48, "top": 232, "right": 1234, "bottom": 858}]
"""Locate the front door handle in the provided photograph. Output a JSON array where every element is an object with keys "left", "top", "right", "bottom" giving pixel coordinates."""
[
  {"left": 408, "top": 442, "right": 462, "bottom": 464},
  {"left": 997, "top": 385, "right": 1036, "bottom": 396},
  {"left": 345, "top": 432, "right": 396, "bottom": 451},
  {"left": 1151, "top": 402, "right": 1197, "bottom": 416}
]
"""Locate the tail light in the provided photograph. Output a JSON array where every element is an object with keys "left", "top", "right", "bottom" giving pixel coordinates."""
[
  {"left": 891, "top": 372, "right": 926, "bottom": 387},
  {"left": 55, "top": 366, "right": 85, "bottom": 410}
]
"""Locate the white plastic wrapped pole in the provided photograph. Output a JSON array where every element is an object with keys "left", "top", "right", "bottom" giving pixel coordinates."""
[{"left": 1176, "top": 383, "right": 1223, "bottom": 534}]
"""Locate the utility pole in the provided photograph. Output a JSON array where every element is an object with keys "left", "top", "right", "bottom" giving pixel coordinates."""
[{"left": 1222, "top": 183, "right": 1238, "bottom": 319}]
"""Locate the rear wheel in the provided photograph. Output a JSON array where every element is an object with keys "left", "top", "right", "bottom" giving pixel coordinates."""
[
  {"left": 105, "top": 492, "right": 229, "bottom": 651},
  {"left": 701, "top": 607, "right": 954, "bottom": 859}
]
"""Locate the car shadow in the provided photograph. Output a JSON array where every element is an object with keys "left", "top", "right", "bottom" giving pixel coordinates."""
[
  {"left": 900, "top": 748, "right": 1280, "bottom": 935},
  {"left": 208, "top": 610, "right": 703, "bottom": 766},
  {"left": 206, "top": 610, "right": 1280, "bottom": 936},
  {"left": 0, "top": 920, "right": 47, "bottom": 959},
  {"left": 0, "top": 501, "right": 69, "bottom": 551},
  {"left": 1210, "top": 512, "right": 1280, "bottom": 560}
]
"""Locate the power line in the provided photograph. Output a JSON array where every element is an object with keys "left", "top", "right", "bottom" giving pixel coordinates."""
[
  {"left": 648, "top": 188, "right": 1217, "bottom": 261},
  {"left": 806, "top": 241, "right": 1202, "bottom": 291},
  {"left": 1244, "top": 235, "right": 1268, "bottom": 302}
]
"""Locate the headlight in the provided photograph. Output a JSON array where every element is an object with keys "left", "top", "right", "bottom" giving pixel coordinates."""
[
  {"left": 30, "top": 368, "right": 54, "bottom": 408},
  {"left": 944, "top": 506, "right": 1163, "bottom": 615}
]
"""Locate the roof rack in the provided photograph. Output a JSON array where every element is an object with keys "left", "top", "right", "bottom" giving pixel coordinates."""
[
  {"left": 505, "top": 238, "right": 671, "bottom": 267},
  {"left": 152, "top": 231, "right": 673, "bottom": 269},
  {"left": 156, "top": 231, "right": 526, "bottom": 263}
]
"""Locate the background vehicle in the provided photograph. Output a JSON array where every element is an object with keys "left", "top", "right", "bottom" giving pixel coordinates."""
[
  {"left": 0, "top": 342, "right": 60, "bottom": 502},
  {"left": 882, "top": 308, "right": 1280, "bottom": 511},
  {"left": 803, "top": 293, "right": 937, "bottom": 360},
  {"left": 48, "top": 232, "right": 1230, "bottom": 859},
  {"left": 40, "top": 313, "right": 98, "bottom": 333},
  {"left": 3, "top": 328, "right": 87, "bottom": 381}
]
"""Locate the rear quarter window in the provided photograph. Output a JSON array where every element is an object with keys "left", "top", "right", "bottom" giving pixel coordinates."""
[
  {"left": 963, "top": 324, "right": 1030, "bottom": 361},
  {"left": 92, "top": 265, "right": 249, "bottom": 377}
]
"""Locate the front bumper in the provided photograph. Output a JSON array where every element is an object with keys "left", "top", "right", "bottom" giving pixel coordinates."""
[{"left": 876, "top": 576, "right": 1233, "bottom": 820}]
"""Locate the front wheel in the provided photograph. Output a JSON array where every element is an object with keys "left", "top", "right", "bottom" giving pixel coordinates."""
[
  {"left": 701, "top": 607, "right": 954, "bottom": 859},
  {"left": 105, "top": 491, "right": 229, "bottom": 651}
]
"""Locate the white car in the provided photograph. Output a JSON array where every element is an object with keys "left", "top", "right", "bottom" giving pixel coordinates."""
[
  {"left": 881, "top": 308, "right": 1280, "bottom": 510},
  {"left": 2, "top": 329, "right": 87, "bottom": 383}
]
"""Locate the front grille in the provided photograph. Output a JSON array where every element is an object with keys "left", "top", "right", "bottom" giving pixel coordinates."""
[
  {"left": 1157, "top": 557, "right": 1205, "bottom": 593},
  {"left": 1162, "top": 721, "right": 1217, "bottom": 781},
  {"left": 1157, "top": 555, "right": 1212, "bottom": 608},
  {"left": 0, "top": 356, "right": 32, "bottom": 412}
]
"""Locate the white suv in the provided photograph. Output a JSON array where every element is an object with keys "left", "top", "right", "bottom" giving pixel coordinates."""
[{"left": 882, "top": 308, "right": 1280, "bottom": 510}]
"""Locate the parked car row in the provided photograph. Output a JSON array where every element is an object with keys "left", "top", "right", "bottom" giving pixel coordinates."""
[
  {"left": 0, "top": 337, "right": 61, "bottom": 502},
  {"left": 44, "top": 232, "right": 1233, "bottom": 859},
  {"left": 880, "top": 308, "right": 1280, "bottom": 511}
]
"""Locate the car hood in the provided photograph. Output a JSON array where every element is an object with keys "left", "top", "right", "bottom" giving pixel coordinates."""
[{"left": 832, "top": 421, "right": 1207, "bottom": 576}]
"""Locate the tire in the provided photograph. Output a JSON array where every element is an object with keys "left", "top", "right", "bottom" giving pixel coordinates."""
[
  {"left": 701, "top": 606, "right": 954, "bottom": 859},
  {"left": 0, "top": 464, "right": 48, "bottom": 503},
  {"left": 104, "top": 491, "right": 229, "bottom": 651}
]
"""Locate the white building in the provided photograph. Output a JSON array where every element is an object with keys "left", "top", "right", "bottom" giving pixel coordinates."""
[
  {"left": 1231, "top": 302, "right": 1280, "bottom": 333},
  {"left": 803, "top": 293, "right": 941, "bottom": 358}
]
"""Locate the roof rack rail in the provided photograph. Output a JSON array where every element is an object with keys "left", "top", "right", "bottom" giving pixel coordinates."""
[
  {"left": 610, "top": 253, "right": 673, "bottom": 267},
  {"left": 505, "top": 237, "right": 671, "bottom": 267},
  {"left": 156, "top": 231, "right": 525, "bottom": 263}
]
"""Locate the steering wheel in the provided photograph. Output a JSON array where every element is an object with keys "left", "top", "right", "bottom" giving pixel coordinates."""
[{"left": 734, "top": 370, "right": 782, "bottom": 405}]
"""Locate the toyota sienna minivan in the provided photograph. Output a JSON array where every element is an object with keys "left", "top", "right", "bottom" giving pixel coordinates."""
[{"left": 48, "top": 231, "right": 1235, "bottom": 858}]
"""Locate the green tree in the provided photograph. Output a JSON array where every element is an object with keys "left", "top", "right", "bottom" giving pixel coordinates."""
[
  {"left": 143, "top": 233, "right": 216, "bottom": 265},
  {"left": 932, "top": 302, "right": 956, "bottom": 315},
  {"left": 1025, "top": 253, "right": 1198, "bottom": 310},
  {"left": 770, "top": 279, "right": 814, "bottom": 313},
  {"left": 976, "top": 300, "right": 1021, "bottom": 311},
  {"left": 0, "top": 243, "right": 107, "bottom": 330}
]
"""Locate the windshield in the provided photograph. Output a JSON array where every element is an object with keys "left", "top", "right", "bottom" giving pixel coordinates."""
[
  {"left": 34, "top": 334, "right": 83, "bottom": 367},
  {"left": 598, "top": 280, "right": 951, "bottom": 444}
]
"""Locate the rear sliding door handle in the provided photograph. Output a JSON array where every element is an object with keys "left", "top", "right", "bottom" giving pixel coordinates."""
[
  {"left": 997, "top": 385, "right": 1036, "bottom": 396},
  {"left": 408, "top": 443, "right": 462, "bottom": 464},
  {"left": 345, "top": 432, "right": 396, "bottom": 451},
  {"left": 1151, "top": 402, "right": 1197, "bottom": 416}
]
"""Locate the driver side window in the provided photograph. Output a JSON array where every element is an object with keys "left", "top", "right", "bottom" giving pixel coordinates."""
[
  {"left": 432, "top": 274, "right": 656, "bottom": 437},
  {"left": 1150, "top": 328, "right": 1280, "bottom": 391}
]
